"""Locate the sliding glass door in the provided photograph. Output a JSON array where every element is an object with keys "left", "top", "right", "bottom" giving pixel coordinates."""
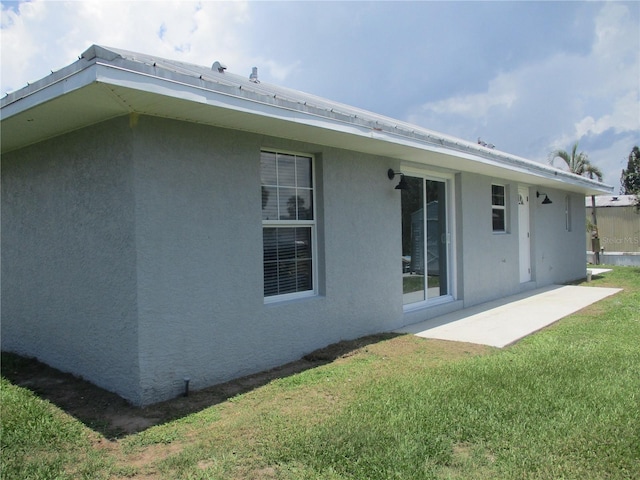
[{"left": 401, "top": 176, "right": 449, "bottom": 305}]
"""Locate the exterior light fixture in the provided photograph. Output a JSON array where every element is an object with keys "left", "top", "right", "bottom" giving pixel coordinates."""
[
  {"left": 537, "top": 191, "right": 552, "bottom": 204},
  {"left": 388, "top": 169, "right": 409, "bottom": 190}
]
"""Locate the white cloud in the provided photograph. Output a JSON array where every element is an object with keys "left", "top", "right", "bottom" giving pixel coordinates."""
[
  {"left": 405, "top": 2, "right": 639, "bottom": 186},
  {"left": 593, "top": 1, "right": 637, "bottom": 65},
  {"left": 0, "top": 0, "right": 303, "bottom": 94},
  {"left": 0, "top": 0, "right": 269, "bottom": 93},
  {"left": 417, "top": 79, "right": 517, "bottom": 119},
  {"left": 575, "top": 91, "right": 640, "bottom": 138},
  {"left": 407, "top": 51, "right": 579, "bottom": 152},
  {"left": 250, "top": 57, "right": 301, "bottom": 83},
  {"left": 1, "top": 1, "right": 50, "bottom": 89},
  {"left": 561, "top": 2, "right": 639, "bottom": 187},
  {"left": 1, "top": 0, "right": 637, "bottom": 188}
]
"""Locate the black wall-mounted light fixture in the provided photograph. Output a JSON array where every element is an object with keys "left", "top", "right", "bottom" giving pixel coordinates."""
[
  {"left": 388, "top": 169, "right": 409, "bottom": 190},
  {"left": 536, "top": 191, "right": 553, "bottom": 204}
]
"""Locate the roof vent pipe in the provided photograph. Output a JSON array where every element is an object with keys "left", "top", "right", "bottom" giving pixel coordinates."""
[
  {"left": 212, "top": 61, "right": 227, "bottom": 73},
  {"left": 249, "top": 66, "right": 259, "bottom": 83}
]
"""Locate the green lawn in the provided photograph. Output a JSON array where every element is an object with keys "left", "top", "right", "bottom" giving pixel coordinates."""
[
  {"left": 403, "top": 274, "right": 441, "bottom": 293},
  {"left": 2, "top": 266, "right": 639, "bottom": 479}
]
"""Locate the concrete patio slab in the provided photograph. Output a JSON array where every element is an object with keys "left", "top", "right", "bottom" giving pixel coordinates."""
[
  {"left": 588, "top": 268, "right": 613, "bottom": 275},
  {"left": 396, "top": 285, "right": 622, "bottom": 348}
]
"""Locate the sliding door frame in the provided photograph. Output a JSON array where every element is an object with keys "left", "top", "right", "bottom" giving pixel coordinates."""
[{"left": 401, "top": 166, "right": 457, "bottom": 312}]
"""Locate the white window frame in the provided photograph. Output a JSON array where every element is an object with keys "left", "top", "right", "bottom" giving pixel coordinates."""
[
  {"left": 565, "top": 195, "right": 572, "bottom": 231},
  {"left": 261, "top": 149, "right": 317, "bottom": 304},
  {"left": 492, "top": 184, "right": 507, "bottom": 233}
]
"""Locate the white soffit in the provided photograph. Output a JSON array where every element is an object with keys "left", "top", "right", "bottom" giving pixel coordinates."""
[{"left": 1, "top": 83, "right": 129, "bottom": 152}]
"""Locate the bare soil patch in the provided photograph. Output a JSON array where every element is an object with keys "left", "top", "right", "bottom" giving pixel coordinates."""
[{"left": 1, "top": 333, "right": 404, "bottom": 439}]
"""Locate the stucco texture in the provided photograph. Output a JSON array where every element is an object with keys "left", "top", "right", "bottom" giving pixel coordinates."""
[
  {"left": 1, "top": 118, "right": 141, "bottom": 403},
  {"left": 129, "top": 117, "right": 401, "bottom": 404},
  {"left": 458, "top": 174, "right": 586, "bottom": 308},
  {"left": 1, "top": 114, "right": 588, "bottom": 406}
]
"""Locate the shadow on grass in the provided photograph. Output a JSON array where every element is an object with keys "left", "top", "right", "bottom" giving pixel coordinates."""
[{"left": 1, "top": 332, "right": 401, "bottom": 440}]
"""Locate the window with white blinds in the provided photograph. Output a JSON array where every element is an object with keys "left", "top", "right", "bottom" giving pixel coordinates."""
[{"left": 261, "top": 150, "right": 315, "bottom": 300}]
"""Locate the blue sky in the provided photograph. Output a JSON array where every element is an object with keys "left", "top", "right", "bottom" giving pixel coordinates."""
[{"left": 1, "top": 1, "right": 638, "bottom": 189}]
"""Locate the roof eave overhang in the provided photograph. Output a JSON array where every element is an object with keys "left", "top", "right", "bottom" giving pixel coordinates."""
[{"left": 1, "top": 60, "right": 613, "bottom": 196}]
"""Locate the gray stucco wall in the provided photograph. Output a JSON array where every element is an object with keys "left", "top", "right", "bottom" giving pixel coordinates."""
[
  {"left": 130, "top": 117, "right": 401, "bottom": 405},
  {"left": 456, "top": 176, "right": 586, "bottom": 308},
  {"left": 1, "top": 118, "right": 141, "bottom": 402},
  {"left": 2, "top": 113, "right": 589, "bottom": 406},
  {"left": 531, "top": 189, "right": 587, "bottom": 285},
  {"left": 458, "top": 173, "right": 521, "bottom": 307}
]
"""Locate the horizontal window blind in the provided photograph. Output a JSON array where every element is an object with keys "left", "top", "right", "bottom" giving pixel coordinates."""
[{"left": 261, "top": 150, "right": 315, "bottom": 299}]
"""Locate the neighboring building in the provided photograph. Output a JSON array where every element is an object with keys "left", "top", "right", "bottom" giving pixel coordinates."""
[
  {"left": 1, "top": 45, "right": 612, "bottom": 405},
  {"left": 586, "top": 195, "right": 640, "bottom": 265}
]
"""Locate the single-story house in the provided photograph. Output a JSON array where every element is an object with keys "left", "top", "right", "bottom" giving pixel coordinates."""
[
  {"left": 586, "top": 195, "right": 640, "bottom": 265},
  {"left": 1, "top": 45, "right": 613, "bottom": 406}
]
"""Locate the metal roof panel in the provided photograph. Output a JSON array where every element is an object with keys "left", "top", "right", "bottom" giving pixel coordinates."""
[{"left": 1, "top": 44, "right": 614, "bottom": 195}]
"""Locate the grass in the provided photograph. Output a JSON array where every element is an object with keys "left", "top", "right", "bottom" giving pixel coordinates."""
[
  {"left": 2, "top": 266, "right": 639, "bottom": 479},
  {"left": 0, "top": 376, "right": 111, "bottom": 479},
  {"left": 403, "top": 275, "right": 441, "bottom": 292}
]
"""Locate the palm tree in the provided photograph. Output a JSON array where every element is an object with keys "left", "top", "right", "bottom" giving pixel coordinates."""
[
  {"left": 548, "top": 141, "right": 603, "bottom": 179},
  {"left": 549, "top": 142, "right": 603, "bottom": 264}
]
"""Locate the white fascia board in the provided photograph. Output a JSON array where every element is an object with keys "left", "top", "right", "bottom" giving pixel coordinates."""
[
  {"left": 94, "top": 62, "right": 375, "bottom": 138},
  {"left": 1, "top": 65, "right": 98, "bottom": 120},
  {"left": 100, "top": 65, "right": 611, "bottom": 194},
  {"left": 4, "top": 57, "right": 612, "bottom": 196},
  {"left": 370, "top": 127, "right": 609, "bottom": 191}
]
